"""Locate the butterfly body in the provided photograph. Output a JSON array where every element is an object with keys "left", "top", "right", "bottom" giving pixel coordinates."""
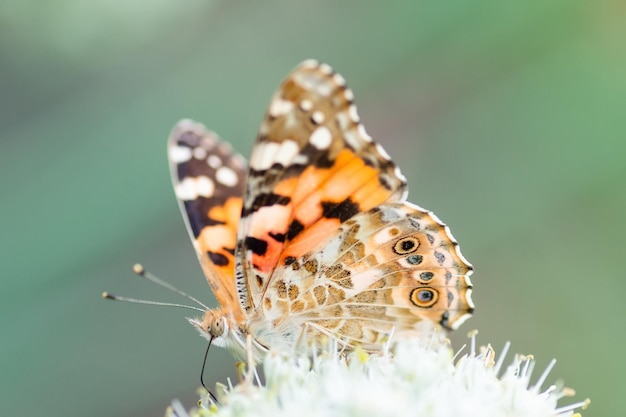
[{"left": 169, "top": 60, "right": 473, "bottom": 360}]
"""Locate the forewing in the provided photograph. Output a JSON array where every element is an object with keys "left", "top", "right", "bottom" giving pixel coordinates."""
[
  {"left": 168, "top": 119, "right": 247, "bottom": 322},
  {"left": 236, "top": 60, "right": 408, "bottom": 312}
]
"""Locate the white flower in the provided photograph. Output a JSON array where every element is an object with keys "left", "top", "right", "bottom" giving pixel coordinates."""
[{"left": 167, "top": 334, "right": 589, "bottom": 417}]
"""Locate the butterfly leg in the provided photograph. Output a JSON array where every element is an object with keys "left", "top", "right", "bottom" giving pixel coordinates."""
[{"left": 296, "top": 321, "right": 354, "bottom": 355}]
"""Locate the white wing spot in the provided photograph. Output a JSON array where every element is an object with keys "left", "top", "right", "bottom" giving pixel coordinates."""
[
  {"left": 311, "top": 111, "right": 325, "bottom": 124},
  {"left": 344, "top": 130, "right": 362, "bottom": 150},
  {"left": 175, "top": 178, "right": 196, "bottom": 200},
  {"left": 294, "top": 72, "right": 333, "bottom": 96},
  {"left": 375, "top": 143, "right": 391, "bottom": 160},
  {"left": 294, "top": 154, "right": 309, "bottom": 164},
  {"left": 455, "top": 245, "right": 473, "bottom": 271},
  {"left": 357, "top": 124, "right": 373, "bottom": 142},
  {"left": 451, "top": 304, "right": 473, "bottom": 329},
  {"left": 175, "top": 119, "right": 207, "bottom": 139},
  {"left": 200, "top": 136, "right": 217, "bottom": 149},
  {"left": 231, "top": 155, "right": 246, "bottom": 170},
  {"left": 250, "top": 142, "right": 278, "bottom": 170},
  {"left": 344, "top": 88, "right": 354, "bottom": 102},
  {"left": 218, "top": 142, "right": 233, "bottom": 155},
  {"left": 348, "top": 104, "right": 360, "bottom": 123},
  {"left": 216, "top": 166, "right": 239, "bottom": 187},
  {"left": 207, "top": 154, "right": 222, "bottom": 168},
  {"left": 175, "top": 118, "right": 196, "bottom": 130},
  {"left": 400, "top": 187, "right": 409, "bottom": 201},
  {"left": 196, "top": 176, "right": 215, "bottom": 197},
  {"left": 299, "top": 99, "right": 313, "bottom": 112},
  {"left": 193, "top": 147, "right": 207, "bottom": 159},
  {"left": 393, "top": 165, "right": 407, "bottom": 182},
  {"left": 373, "top": 227, "right": 396, "bottom": 245},
  {"left": 309, "top": 126, "right": 332, "bottom": 150},
  {"left": 175, "top": 176, "right": 215, "bottom": 200},
  {"left": 169, "top": 146, "right": 192, "bottom": 163},
  {"left": 336, "top": 112, "right": 350, "bottom": 130},
  {"left": 319, "top": 63, "right": 333, "bottom": 74},
  {"left": 301, "top": 59, "right": 319, "bottom": 69},
  {"left": 465, "top": 287, "right": 474, "bottom": 309},
  {"left": 430, "top": 211, "right": 444, "bottom": 226},
  {"left": 333, "top": 73, "right": 346, "bottom": 86},
  {"left": 269, "top": 98, "right": 294, "bottom": 117},
  {"left": 275, "top": 140, "right": 300, "bottom": 166},
  {"left": 250, "top": 140, "right": 300, "bottom": 170}
]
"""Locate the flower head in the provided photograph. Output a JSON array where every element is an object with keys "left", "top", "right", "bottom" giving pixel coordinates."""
[{"left": 168, "top": 334, "right": 589, "bottom": 417}]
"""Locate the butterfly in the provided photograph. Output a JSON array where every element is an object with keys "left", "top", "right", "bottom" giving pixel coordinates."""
[{"left": 168, "top": 60, "right": 473, "bottom": 360}]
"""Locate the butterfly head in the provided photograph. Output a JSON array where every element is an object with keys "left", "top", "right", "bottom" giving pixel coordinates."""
[
  {"left": 187, "top": 308, "right": 232, "bottom": 342},
  {"left": 187, "top": 308, "right": 268, "bottom": 360}
]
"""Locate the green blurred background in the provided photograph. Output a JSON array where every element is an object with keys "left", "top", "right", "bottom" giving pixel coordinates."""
[{"left": 1, "top": 1, "right": 623, "bottom": 416}]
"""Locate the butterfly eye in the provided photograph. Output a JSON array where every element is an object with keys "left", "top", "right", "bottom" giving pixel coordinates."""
[
  {"left": 210, "top": 316, "right": 228, "bottom": 337},
  {"left": 393, "top": 237, "right": 420, "bottom": 255},
  {"left": 410, "top": 288, "right": 439, "bottom": 308}
]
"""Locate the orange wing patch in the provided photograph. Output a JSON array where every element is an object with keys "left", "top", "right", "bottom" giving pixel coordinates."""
[
  {"left": 197, "top": 197, "right": 244, "bottom": 321},
  {"left": 246, "top": 148, "right": 399, "bottom": 274},
  {"left": 281, "top": 149, "right": 399, "bottom": 262}
]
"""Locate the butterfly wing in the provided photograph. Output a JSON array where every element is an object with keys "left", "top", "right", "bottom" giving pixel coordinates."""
[
  {"left": 168, "top": 119, "right": 247, "bottom": 323},
  {"left": 235, "top": 60, "right": 408, "bottom": 313},
  {"left": 266, "top": 202, "right": 474, "bottom": 349}
]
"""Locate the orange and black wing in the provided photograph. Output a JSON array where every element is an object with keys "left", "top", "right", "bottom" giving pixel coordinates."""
[
  {"left": 168, "top": 119, "right": 247, "bottom": 323},
  {"left": 235, "top": 60, "right": 408, "bottom": 312}
]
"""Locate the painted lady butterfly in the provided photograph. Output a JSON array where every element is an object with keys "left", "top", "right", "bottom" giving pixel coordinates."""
[{"left": 168, "top": 60, "right": 473, "bottom": 359}]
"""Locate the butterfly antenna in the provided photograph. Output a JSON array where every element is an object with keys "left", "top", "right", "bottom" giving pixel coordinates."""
[
  {"left": 132, "top": 263, "right": 210, "bottom": 310},
  {"left": 200, "top": 337, "right": 219, "bottom": 404},
  {"left": 101, "top": 292, "right": 206, "bottom": 313},
  {"left": 102, "top": 264, "right": 209, "bottom": 312}
]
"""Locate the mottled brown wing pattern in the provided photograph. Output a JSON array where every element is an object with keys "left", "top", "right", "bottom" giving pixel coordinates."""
[
  {"left": 168, "top": 119, "right": 247, "bottom": 323},
  {"left": 253, "top": 203, "right": 473, "bottom": 350},
  {"left": 236, "top": 60, "right": 408, "bottom": 313}
]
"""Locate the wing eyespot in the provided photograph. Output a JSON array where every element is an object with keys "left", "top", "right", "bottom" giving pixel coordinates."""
[
  {"left": 410, "top": 287, "right": 439, "bottom": 308},
  {"left": 406, "top": 254, "right": 423, "bottom": 265},
  {"left": 419, "top": 271, "right": 434, "bottom": 281},
  {"left": 392, "top": 236, "right": 420, "bottom": 255}
]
